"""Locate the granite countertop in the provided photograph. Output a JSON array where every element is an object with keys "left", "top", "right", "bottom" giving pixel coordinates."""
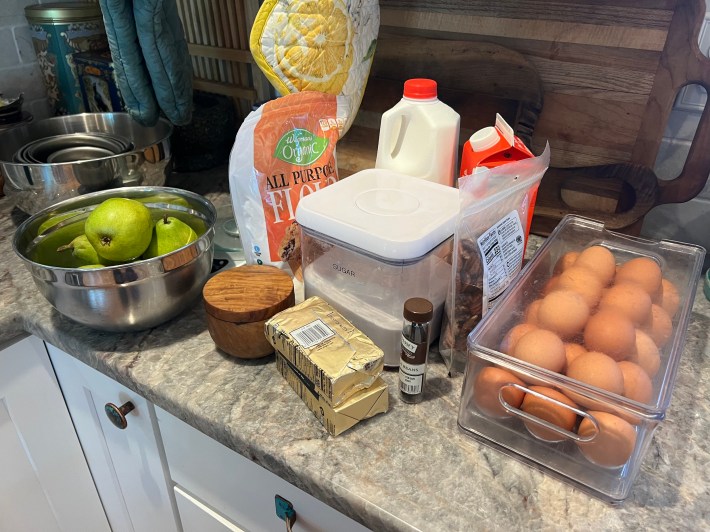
[{"left": 1, "top": 168, "right": 709, "bottom": 531}]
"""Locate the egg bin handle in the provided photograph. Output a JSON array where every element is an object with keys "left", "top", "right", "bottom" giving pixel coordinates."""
[{"left": 499, "top": 383, "right": 599, "bottom": 443}]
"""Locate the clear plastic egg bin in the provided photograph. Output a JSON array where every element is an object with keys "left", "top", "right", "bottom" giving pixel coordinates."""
[{"left": 458, "top": 215, "right": 705, "bottom": 503}]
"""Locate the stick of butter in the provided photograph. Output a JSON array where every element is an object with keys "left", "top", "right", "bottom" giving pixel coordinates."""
[
  {"left": 275, "top": 351, "right": 388, "bottom": 436},
  {"left": 265, "top": 296, "right": 384, "bottom": 406}
]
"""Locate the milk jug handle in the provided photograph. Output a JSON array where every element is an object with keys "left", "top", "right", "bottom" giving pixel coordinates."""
[{"left": 379, "top": 106, "right": 407, "bottom": 160}]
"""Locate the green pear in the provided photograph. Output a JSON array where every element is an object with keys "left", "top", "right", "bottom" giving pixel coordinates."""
[
  {"left": 37, "top": 211, "right": 81, "bottom": 235},
  {"left": 143, "top": 214, "right": 198, "bottom": 258},
  {"left": 85, "top": 198, "right": 153, "bottom": 262},
  {"left": 79, "top": 264, "right": 105, "bottom": 269},
  {"left": 57, "top": 234, "right": 103, "bottom": 266}
]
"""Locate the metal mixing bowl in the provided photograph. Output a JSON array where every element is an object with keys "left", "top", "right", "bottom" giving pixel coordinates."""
[
  {"left": 0, "top": 113, "right": 172, "bottom": 214},
  {"left": 13, "top": 186, "right": 216, "bottom": 332}
]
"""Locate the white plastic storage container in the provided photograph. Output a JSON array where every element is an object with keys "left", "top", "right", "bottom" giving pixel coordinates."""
[
  {"left": 296, "top": 168, "right": 459, "bottom": 366},
  {"left": 375, "top": 78, "right": 460, "bottom": 187}
]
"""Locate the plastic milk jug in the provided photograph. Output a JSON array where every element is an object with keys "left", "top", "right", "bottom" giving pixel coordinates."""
[{"left": 375, "top": 79, "right": 460, "bottom": 187}]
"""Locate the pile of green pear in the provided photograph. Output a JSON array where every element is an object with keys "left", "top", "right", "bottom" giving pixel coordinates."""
[{"left": 32, "top": 194, "right": 204, "bottom": 269}]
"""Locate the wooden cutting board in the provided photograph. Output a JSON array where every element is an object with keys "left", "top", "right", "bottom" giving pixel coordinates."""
[{"left": 340, "top": 0, "right": 710, "bottom": 233}]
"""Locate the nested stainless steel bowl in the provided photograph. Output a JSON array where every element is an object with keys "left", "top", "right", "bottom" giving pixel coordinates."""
[
  {"left": 0, "top": 113, "right": 172, "bottom": 214},
  {"left": 13, "top": 186, "right": 216, "bottom": 332}
]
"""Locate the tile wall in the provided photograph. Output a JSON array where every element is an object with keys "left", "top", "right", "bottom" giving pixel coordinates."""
[
  {"left": 0, "top": 0, "right": 84, "bottom": 121},
  {"left": 641, "top": 4, "right": 710, "bottom": 269}
]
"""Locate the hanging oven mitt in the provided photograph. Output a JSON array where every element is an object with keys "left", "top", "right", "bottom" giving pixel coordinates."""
[
  {"left": 250, "top": 0, "right": 379, "bottom": 136},
  {"left": 134, "top": 0, "right": 193, "bottom": 126},
  {"left": 99, "top": 0, "right": 160, "bottom": 126}
]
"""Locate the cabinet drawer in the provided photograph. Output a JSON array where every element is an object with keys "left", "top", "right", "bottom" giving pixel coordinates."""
[
  {"left": 156, "top": 407, "right": 370, "bottom": 532},
  {"left": 175, "top": 485, "right": 245, "bottom": 532}
]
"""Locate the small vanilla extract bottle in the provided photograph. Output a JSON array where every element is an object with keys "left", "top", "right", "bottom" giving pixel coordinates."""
[{"left": 399, "top": 297, "right": 434, "bottom": 404}]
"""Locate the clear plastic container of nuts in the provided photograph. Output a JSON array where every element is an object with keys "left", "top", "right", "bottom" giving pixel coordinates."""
[{"left": 457, "top": 214, "right": 704, "bottom": 503}]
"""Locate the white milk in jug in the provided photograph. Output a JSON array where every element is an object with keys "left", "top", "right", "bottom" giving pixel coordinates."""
[{"left": 375, "top": 78, "right": 460, "bottom": 187}]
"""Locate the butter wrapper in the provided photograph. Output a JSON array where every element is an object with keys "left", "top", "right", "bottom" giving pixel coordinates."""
[
  {"left": 275, "top": 350, "right": 388, "bottom": 436},
  {"left": 265, "top": 296, "right": 384, "bottom": 406}
]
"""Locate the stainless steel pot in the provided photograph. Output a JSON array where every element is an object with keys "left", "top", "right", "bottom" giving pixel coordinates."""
[
  {"left": 13, "top": 186, "right": 216, "bottom": 332},
  {"left": 0, "top": 113, "right": 172, "bottom": 214}
]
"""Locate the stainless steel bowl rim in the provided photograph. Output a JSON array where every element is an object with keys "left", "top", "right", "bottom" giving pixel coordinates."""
[
  {"left": 13, "top": 186, "right": 217, "bottom": 276},
  {"left": 0, "top": 114, "right": 172, "bottom": 169}
]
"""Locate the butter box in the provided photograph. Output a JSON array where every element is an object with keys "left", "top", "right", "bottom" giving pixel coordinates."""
[
  {"left": 264, "top": 296, "right": 384, "bottom": 406},
  {"left": 275, "top": 351, "right": 388, "bottom": 436}
]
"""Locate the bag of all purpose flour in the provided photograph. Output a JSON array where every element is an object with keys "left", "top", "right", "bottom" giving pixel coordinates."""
[{"left": 229, "top": 91, "right": 349, "bottom": 279}]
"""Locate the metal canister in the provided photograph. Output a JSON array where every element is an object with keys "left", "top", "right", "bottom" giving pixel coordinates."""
[{"left": 25, "top": 2, "right": 108, "bottom": 115}]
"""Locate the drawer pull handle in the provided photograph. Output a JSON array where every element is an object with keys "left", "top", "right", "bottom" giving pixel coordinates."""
[
  {"left": 104, "top": 401, "right": 135, "bottom": 429},
  {"left": 275, "top": 494, "right": 297, "bottom": 531}
]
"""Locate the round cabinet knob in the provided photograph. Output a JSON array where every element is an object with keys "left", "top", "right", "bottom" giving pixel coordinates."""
[{"left": 104, "top": 401, "right": 135, "bottom": 429}]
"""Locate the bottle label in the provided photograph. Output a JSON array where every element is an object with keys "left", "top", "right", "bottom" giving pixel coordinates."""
[
  {"left": 401, "top": 335, "right": 418, "bottom": 355},
  {"left": 399, "top": 359, "right": 425, "bottom": 395}
]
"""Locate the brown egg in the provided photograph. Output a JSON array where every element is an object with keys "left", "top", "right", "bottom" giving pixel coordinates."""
[
  {"left": 521, "top": 386, "right": 579, "bottom": 442},
  {"left": 556, "top": 266, "right": 603, "bottom": 308},
  {"left": 598, "top": 282, "right": 652, "bottom": 326},
  {"left": 577, "top": 411, "right": 637, "bottom": 468},
  {"left": 473, "top": 367, "right": 526, "bottom": 418},
  {"left": 658, "top": 278, "right": 680, "bottom": 317},
  {"left": 537, "top": 290, "right": 590, "bottom": 339},
  {"left": 566, "top": 351, "right": 625, "bottom": 397},
  {"left": 499, "top": 323, "right": 537, "bottom": 354},
  {"left": 643, "top": 304, "right": 673, "bottom": 348},
  {"left": 525, "top": 299, "right": 543, "bottom": 325},
  {"left": 553, "top": 251, "right": 580, "bottom": 275},
  {"left": 512, "top": 329, "right": 566, "bottom": 375},
  {"left": 542, "top": 275, "right": 561, "bottom": 296},
  {"left": 575, "top": 245, "right": 617, "bottom": 286},
  {"left": 617, "top": 361, "right": 653, "bottom": 404},
  {"left": 583, "top": 309, "right": 636, "bottom": 361},
  {"left": 564, "top": 343, "right": 587, "bottom": 369},
  {"left": 616, "top": 257, "right": 662, "bottom": 298},
  {"left": 632, "top": 329, "right": 661, "bottom": 378}
]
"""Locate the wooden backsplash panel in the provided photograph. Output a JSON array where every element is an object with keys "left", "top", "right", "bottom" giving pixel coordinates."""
[
  {"left": 176, "top": 0, "right": 270, "bottom": 119},
  {"left": 377, "top": 0, "right": 684, "bottom": 168}
]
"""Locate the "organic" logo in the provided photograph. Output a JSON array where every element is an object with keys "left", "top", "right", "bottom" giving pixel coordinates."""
[{"left": 274, "top": 128, "right": 328, "bottom": 166}]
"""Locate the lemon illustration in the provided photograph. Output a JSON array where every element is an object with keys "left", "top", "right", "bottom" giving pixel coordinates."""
[
  {"left": 250, "top": 0, "right": 379, "bottom": 134},
  {"left": 252, "top": 0, "right": 355, "bottom": 94}
]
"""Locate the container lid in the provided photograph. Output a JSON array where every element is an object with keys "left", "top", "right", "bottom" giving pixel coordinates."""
[
  {"left": 202, "top": 265, "right": 294, "bottom": 323},
  {"left": 404, "top": 298, "right": 434, "bottom": 322},
  {"left": 25, "top": 3, "right": 103, "bottom": 23},
  {"left": 297, "top": 169, "right": 459, "bottom": 261},
  {"left": 403, "top": 79, "right": 437, "bottom": 100}
]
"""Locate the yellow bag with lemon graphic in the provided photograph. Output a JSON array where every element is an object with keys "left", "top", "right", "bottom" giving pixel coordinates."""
[{"left": 250, "top": 0, "right": 379, "bottom": 136}]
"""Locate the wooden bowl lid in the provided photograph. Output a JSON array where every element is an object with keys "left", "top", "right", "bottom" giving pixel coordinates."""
[{"left": 202, "top": 265, "right": 294, "bottom": 323}]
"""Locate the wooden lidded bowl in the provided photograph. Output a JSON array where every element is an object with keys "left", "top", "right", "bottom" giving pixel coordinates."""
[{"left": 203, "top": 265, "right": 294, "bottom": 358}]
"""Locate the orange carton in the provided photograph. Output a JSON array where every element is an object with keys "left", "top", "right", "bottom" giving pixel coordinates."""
[
  {"left": 459, "top": 113, "right": 534, "bottom": 176},
  {"left": 459, "top": 114, "right": 537, "bottom": 248}
]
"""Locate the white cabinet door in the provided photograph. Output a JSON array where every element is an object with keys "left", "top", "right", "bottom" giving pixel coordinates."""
[
  {"left": 0, "top": 335, "right": 109, "bottom": 532},
  {"left": 156, "top": 407, "right": 370, "bottom": 532},
  {"left": 47, "top": 343, "right": 180, "bottom": 532}
]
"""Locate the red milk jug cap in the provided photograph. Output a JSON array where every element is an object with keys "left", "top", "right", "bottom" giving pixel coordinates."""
[{"left": 403, "top": 79, "right": 438, "bottom": 99}]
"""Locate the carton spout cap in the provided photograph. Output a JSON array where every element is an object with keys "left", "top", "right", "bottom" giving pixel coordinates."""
[{"left": 469, "top": 126, "right": 500, "bottom": 152}]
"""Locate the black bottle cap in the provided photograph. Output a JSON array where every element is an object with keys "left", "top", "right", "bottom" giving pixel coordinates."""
[{"left": 403, "top": 297, "right": 434, "bottom": 322}]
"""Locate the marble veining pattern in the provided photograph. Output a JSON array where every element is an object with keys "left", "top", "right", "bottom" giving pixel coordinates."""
[{"left": 1, "top": 170, "right": 708, "bottom": 531}]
